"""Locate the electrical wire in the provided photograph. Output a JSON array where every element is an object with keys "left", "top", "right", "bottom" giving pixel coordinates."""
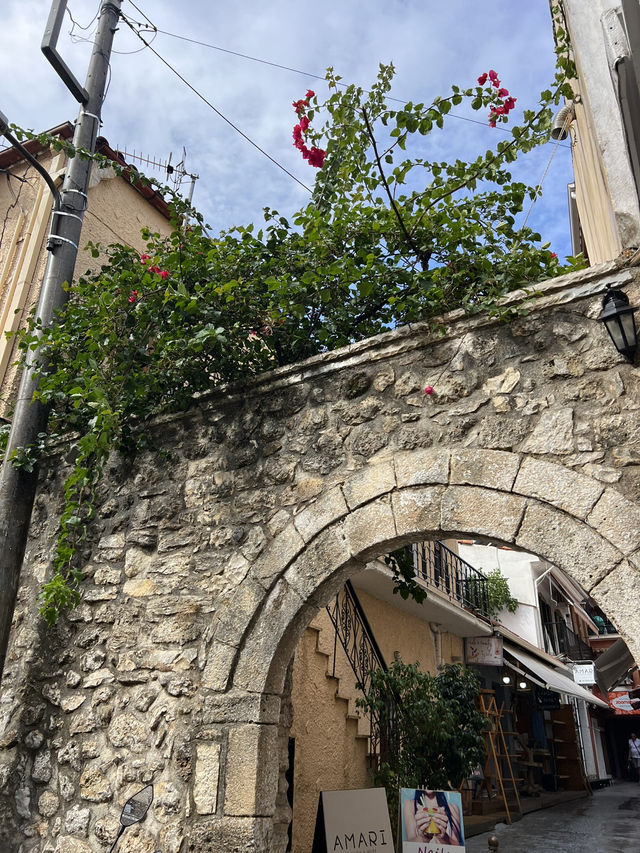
[
  {"left": 119, "top": 12, "right": 313, "bottom": 193},
  {"left": 127, "top": 14, "right": 570, "bottom": 148}
]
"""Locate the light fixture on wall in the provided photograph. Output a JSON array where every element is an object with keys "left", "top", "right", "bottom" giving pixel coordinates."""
[
  {"left": 518, "top": 680, "right": 528, "bottom": 690},
  {"left": 599, "top": 287, "right": 638, "bottom": 362},
  {"left": 502, "top": 675, "right": 512, "bottom": 685}
]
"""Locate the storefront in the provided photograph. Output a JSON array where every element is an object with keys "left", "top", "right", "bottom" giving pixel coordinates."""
[{"left": 465, "top": 630, "right": 610, "bottom": 805}]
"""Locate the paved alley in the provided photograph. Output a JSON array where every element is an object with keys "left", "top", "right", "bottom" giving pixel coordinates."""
[{"left": 464, "top": 782, "right": 640, "bottom": 853}]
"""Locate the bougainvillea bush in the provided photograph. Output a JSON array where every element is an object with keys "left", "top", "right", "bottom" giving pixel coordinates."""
[{"left": 12, "top": 60, "right": 580, "bottom": 622}]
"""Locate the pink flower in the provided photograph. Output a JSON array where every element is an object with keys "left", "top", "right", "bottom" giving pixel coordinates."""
[
  {"left": 477, "top": 72, "right": 488, "bottom": 85},
  {"left": 504, "top": 97, "right": 516, "bottom": 111},
  {"left": 489, "top": 120, "right": 496, "bottom": 128},
  {"left": 148, "top": 265, "right": 160, "bottom": 274},
  {"left": 128, "top": 290, "right": 138, "bottom": 303},
  {"left": 424, "top": 386, "right": 434, "bottom": 395},
  {"left": 488, "top": 69, "right": 499, "bottom": 82},
  {"left": 159, "top": 270, "right": 169, "bottom": 279},
  {"left": 307, "top": 147, "right": 326, "bottom": 168},
  {"left": 498, "top": 88, "right": 509, "bottom": 98},
  {"left": 305, "top": 89, "right": 315, "bottom": 99},
  {"left": 140, "top": 254, "right": 150, "bottom": 264}
]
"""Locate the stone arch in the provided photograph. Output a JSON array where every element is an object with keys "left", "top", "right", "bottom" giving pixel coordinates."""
[
  {"left": 231, "top": 446, "right": 640, "bottom": 700},
  {"left": 215, "top": 447, "right": 640, "bottom": 851}
]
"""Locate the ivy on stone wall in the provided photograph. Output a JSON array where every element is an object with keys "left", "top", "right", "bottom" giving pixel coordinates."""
[{"left": 7, "top": 56, "right": 582, "bottom": 623}]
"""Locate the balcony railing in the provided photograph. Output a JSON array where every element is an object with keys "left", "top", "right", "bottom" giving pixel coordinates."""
[
  {"left": 413, "top": 541, "right": 492, "bottom": 619},
  {"left": 542, "top": 620, "right": 595, "bottom": 661}
]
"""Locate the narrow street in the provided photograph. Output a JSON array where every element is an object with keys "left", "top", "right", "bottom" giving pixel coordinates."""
[{"left": 465, "top": 782, "right": 640, "bottom": 853}]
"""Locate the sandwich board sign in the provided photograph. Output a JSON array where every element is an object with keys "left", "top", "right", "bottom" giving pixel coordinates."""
[{"left": 311, "top": 788, "right": 393, "bottom": 853}]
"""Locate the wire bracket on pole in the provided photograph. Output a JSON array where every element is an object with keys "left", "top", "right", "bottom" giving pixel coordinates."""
[
  {"left": 79, "top": 110, "right": 102, "bottom": 124},
  {"left": 54, "top": 211, "right": 84, "bottom": 224},
  {"left": 63, "top": 189, "right": 88, "bottom": 210},
  {"left": 46, "top": 234, "right": 79, "bottom": 252}
]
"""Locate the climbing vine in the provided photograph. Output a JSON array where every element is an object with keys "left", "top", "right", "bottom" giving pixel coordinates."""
[{"left": 8, "top": 58, "right": 582, "bottom": 623}]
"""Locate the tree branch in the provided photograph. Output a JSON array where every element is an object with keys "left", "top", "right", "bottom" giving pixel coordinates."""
[{"left": 362, "top": 107, "right": 431, "bottom": 271}]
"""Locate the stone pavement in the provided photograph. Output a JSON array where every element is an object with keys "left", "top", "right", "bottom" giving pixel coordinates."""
[{"left": 464, "top": 782, "right": 640, "bottom": 853}]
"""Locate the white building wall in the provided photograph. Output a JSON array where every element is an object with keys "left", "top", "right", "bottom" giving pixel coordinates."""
[{"left": 456, "top": 543, "right": 543, "bottom": 646}]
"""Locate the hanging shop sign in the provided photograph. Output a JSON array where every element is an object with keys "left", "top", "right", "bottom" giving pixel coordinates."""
[
  {"left": 400, "top": 788, "right": 466, "bottom": 853},
  {"left": 608, "top": 691, "right": 640, "bottom": 715},
  {"left": 312, "top": 788, "right": 393, "bottom": 853},
  {"left": 465, "top": 636, "right": 503, "bottom": 666},
  {"left": 572, "top": 663, "right": 595, "bottom": 685}
]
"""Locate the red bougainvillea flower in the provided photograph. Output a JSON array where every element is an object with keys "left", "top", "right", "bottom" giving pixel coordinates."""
[
  {"left": 291, "top": 91, "right": 326, "bottom": 168},
  {"left": 128, "top": 291, "right": 138, "bottom": 303},
  {"left": 140, "top": 254, "right": 150, "bottom": 264},
  {"left": 477, "top": 73, "right": 488, "bottom": 85},
  {"left": 159, "top": 270, "right": 169, "bottom": 279},
  {"left": 551, "top": 252, "right": 558, "bottom": 259},
  {"left": 488, "top": 69, "right": 499, "bottom": 82},
  {"left": 424, "top": 386, "right": 434, "bottom": 395}
]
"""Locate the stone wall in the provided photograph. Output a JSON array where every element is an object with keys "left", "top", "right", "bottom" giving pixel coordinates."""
[{"left": 1, "top": 260, "right": 640, "bottom": 851}]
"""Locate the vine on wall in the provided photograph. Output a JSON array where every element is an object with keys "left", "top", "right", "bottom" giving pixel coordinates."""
[{"left": 5, "top": 57, "right": 580, "bottom": 623}]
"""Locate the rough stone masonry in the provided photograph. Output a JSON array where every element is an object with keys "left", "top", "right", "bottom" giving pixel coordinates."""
[{"left": 1, "top": 260, "right": 640, "bottom": 852}]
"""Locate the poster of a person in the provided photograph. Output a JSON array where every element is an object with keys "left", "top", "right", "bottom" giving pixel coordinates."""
[{"left": 400, "top": 788, "right": 465, "bottom": 853}]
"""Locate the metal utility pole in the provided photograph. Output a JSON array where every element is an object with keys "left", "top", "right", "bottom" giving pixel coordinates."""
[{"left": 0, "top": 0, "right": 122, "bottom": 683}]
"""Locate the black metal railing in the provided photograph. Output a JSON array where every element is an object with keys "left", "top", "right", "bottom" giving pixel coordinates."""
[
  {"left": 542, "top": 620, "right": 595, "bottom": 660},
  {"left": 325, "top": 580, "right": 387, "bottom": 760},
  {"left": 325, "top": 580, "right": 387, "bottom": 698},
  {"left": 584, "top": 605, "right": 618, "bottom": 635},
  {"left": 414, "top": 541, "right": 492, "bottom": 619}
]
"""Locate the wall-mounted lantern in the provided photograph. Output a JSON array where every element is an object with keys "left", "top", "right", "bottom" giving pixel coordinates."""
[{"left": 599, "top": 287, "right": 638, "bottom": 362}]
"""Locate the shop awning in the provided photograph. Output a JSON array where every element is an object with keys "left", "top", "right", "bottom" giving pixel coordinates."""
[
  {"left": 594, "top": 638, "right": 636, "bottom": 693},
  {"left": 505, "top": 643, "right": 610, "bottom": 709}
]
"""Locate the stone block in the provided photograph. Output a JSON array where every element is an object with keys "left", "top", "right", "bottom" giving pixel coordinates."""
[
  {"left": 341, "top": 462, "right": 396, "bottom": 510},
  {"left": 516, "top": 502, "right": 621, "bottom": 590},
  {"left": 79, "top": 765, "right": 112, "bottom": 802},
  {"left": 441, "top": 486, "right": 526, "bottom": 543},
  {"left": 293, "top": 486, "right": 349, "bottom": 542},
  {"left": 213, "top": 577, "right": 268, "bottom": 646},
  {"left": 450, "top": 449, "right": 521, "bottom": 491},
  {"left": 521, "top": 408, "right": 574, "bottom": 454},
  {"left": 107, "top": 713, "right": 148, "bottom": 752},
  {"left": 394, "top": 449, "right": 450, "bottom": 488},
  {"left": 223, "top": 724, "right": 279, "bottom": 816},
  {"left": 391, "top": 486, "right": 444, "bottom": 540},
  {"left": 231, "top": 579, "right": 305, "bottom": 695},
  {"left": 286, "top": 525, "right": 351, "bottom": 602},
  {"left": 590, "top": 560, "right": 640, "bottom": 662},
  {"left": 55, "top": 838, "right": 92, "bottom": 853},
  {"left": 194, "top": 741, "right": 221, "bottom": 815},
  {"left": 202, "top": 642, "right": 237, "bottom": 692},
  {"left": 251, "top": 523, "right": 306, "bottom": 588},
  {"left": 514, "top": 457, "right": 604, "bottom": 518},
  {"left": 185, "top": 816, "right": 273, "bottom": 853},
  {"left": 342, "top": 497, "right": 397, "bottom": 561},
  {"left": 587, "top": 488, "right": 640, "bottom": 555}
]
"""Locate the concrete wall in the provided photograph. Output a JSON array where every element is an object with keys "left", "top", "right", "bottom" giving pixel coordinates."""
[{"left": 0, "top": 260, "right": 640, "bottom": 851}]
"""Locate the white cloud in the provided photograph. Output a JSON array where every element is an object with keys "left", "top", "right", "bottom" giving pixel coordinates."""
[{"left": 0, "top": 0, "right": 574, "bottom": 256}]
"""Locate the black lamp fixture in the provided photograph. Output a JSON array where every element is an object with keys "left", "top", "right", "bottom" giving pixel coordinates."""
[{"left": 599, "top": 287, "right": 638, "bottom": 362}]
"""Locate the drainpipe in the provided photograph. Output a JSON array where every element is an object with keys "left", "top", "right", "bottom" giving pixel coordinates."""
[{"left": 429, "top": 623, "right": 443, "bottom": 669}]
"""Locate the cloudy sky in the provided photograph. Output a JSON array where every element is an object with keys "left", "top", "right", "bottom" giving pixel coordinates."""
[{"left": 0, "top": 0, "right": 574, "bottom": 258}]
